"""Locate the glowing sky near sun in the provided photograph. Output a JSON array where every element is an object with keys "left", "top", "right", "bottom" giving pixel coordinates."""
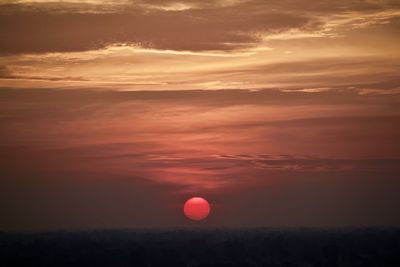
[{"left": 0, "top": 0, "right": 400, "bottom": 230}]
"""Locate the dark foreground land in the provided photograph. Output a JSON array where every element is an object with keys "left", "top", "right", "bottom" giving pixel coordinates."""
[{"left": 1, "top": 228, "right": 399, "bottom": 267}]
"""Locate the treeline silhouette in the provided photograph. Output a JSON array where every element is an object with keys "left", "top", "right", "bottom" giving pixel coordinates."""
[{"left": 1, "top": 228, "right": 399, "bottom": 267}]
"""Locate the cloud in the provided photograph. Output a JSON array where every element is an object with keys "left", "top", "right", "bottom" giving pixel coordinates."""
[
  {"left": 0, "top": 66, "right": 12, "bottom": 78},
  {"left": 1, "top": 88, "right": 400, "bottom": 192},
  {"left": 0, "top": 66, "right": 88, "bottom": 82},
  {"left": 191, "top": 55, "right": 400, "bottom": 90},
  {"left": 0, "top": 3, "right": 310, "bottom": 54},
  {"left": 0, "top": 0, "right": 399, "bottom": 92},
  {"left": 2, "top": 0, "right": 398, "bottom": 55}
]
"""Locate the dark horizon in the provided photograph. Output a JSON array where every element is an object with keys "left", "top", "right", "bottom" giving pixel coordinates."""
[{"left": 2, "top": 228, "right": 400, "bottom": 267}]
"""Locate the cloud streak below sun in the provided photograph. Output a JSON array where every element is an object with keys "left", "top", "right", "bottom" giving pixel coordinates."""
[{"left": 1, "top": 89, "right": 399, "bottom": 191}]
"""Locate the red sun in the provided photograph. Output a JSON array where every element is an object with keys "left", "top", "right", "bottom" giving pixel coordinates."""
[{"left": 183, "top": 197, "right": 211, "bottom": 221}]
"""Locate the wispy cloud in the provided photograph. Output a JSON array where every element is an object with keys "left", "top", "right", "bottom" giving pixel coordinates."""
[
  {"left": 0, "top": 0, "right": 399, "bottom": 90},
  {"left": 1, "top": 89, "right": 399, "bottom": 192}
]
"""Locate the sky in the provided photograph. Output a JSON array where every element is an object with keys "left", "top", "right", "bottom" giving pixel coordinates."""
[{"left": 0, "top": 0, "right": 400, "bottom": 230}]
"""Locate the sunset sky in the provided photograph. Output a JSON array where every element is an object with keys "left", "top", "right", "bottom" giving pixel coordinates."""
[{"left": 1, "top": 0, "right": 400, "bottom": 230}]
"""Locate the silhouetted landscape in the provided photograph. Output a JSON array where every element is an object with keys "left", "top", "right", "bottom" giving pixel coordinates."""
[{"left": 1, "top": 228, "right": 399, "bottom": 267}]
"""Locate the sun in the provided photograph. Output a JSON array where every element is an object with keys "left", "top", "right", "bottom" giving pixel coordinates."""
[{"left": 183, "top": 197, "right": 211, "bottom": 221}]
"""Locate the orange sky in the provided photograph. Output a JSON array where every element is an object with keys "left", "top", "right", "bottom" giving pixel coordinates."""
[
  {"left": 1, "top": 0, "right": 399, "bottom": 91},
  {"left": 1, "top": 0, "right": 400, "bottom": 230}
]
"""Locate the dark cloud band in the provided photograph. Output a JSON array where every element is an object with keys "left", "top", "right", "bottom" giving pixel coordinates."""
[{"left": 0, "top": 4, "right": 309, "bottom": 54}]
